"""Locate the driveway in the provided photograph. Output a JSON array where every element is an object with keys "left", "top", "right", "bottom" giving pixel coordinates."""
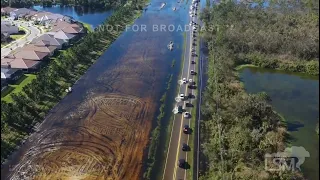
[{"left": 1, "top": 18, "right": 42, "bottom": 58}]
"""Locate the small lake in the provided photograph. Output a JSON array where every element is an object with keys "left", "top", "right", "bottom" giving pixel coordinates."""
[
  {"left": 239, "top": 67, "right": 319, "bottom": 180},
  {"left": 33, "top": 5, "right": 113, "bottom": 28}
]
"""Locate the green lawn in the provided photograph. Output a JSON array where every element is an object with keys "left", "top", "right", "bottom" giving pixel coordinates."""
[
  {"left": 81, "top": 22, "right": 93, "bottom": 32},
  {"left": 10, "top": 34, "right": 25, "bottom": 40},
  {"left": 1, "top": 74, "right": 37, "bottom": 103}
]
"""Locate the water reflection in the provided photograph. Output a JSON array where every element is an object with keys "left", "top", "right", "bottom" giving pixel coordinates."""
[{"left": 33, "top": 5, "right": 113, "bottom": 28}]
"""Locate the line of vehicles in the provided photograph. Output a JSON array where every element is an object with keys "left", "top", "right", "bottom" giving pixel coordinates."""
[{"left": 178, "top": 0, "right": 200, "bottom": 169}]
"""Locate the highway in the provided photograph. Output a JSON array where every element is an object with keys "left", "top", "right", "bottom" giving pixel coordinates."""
[
  {"left": 1, "top": 18, "right": 42, "bottom": 58},
  {"left": 162, "top": 0, "right": 201, "bottom": 179}
]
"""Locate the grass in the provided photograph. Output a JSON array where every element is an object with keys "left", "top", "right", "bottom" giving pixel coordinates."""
[
  {"left": 235, "top": 64, "right": 258, "bottom": 71},
  {"left": 1, "top": 74, "right": 37, "bottom": 103},
  {"left": 10, "top": 34, "right": 25, "bottom": 40},
  {"left": 143, "top": 74, "right": 173, "bottom": 180},
  {"left": 81, "top": 22, "right": 93, "bottom": 32}
]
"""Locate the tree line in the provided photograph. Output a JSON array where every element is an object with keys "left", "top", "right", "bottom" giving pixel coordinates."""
[
  {"left": 1, "top": 0, "right": 146, "bottom": 163},
  {"left": 201, "top": 0, "right": 319, "bottom": 75},
  {"left": 199, "top": 0, "right": 317, "bottom": 179}
]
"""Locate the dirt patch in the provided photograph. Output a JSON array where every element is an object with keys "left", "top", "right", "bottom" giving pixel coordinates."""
[{"left": 10, "top": 94, "right": 152, "bottom": 180}]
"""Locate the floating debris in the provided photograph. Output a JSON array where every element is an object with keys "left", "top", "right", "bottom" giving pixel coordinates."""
[
  {"left": 160, "top": 2, "right": 166, "bottom": 9},
  {"left": 65, "top": 87, "right": 72, "bottom": 93},
  {"left": 167, "top": 41, "right": 174, "bottom": 51}
]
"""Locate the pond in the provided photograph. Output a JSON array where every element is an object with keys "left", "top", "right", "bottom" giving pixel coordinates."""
[
  {"left": 239, "top": 67, "right": 319, "bottom": 180},
  {"left": 33, "top": 5, "right": 113, "bottom": 28}
]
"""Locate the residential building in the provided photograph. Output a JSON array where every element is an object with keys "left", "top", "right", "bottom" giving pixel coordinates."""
[
  {"left": 12, "top": 49, "right": 49, "bottom": 61},
  {"left": 1, "top": 67, "right": 23, "bottom": 83},
  {"left": 10, "top": 8, "right": 33, "bottom": 19},
  {"left": 1, "top": 32, "right": 10, "bottom": 43},
  {"left": 1, "top": 78, "right": 8, "bottom": 91},
  {"left": 23, "top": 44, "right": 57, "bottom": 56},
  {"left": 1, "top": 22, "right": 19, "bottom": 35},
  {"left": 51, "top": 21, "right": 84, "bottom": 35},
  {"left": 31, "top": 34, "right": 65, "bottom": 49},
  {"left": 47, "top": 30, "right": 76, "bottom": 44},
  {"left": 30, "top": 12, "right": 66, "bottom": 25},
  {"left": 1, "top": 57, "right": 41, "bottom": 71},
  {"left": 1, "top": 7, "right": 17, "bottom": 16},
  {"left": 24, "top": 10, "right": 38, "bottom": 20}
]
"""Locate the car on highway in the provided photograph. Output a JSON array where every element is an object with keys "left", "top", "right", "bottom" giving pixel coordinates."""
[
  {"left": 189, "top": 79, "right": 193, "bottom": 84},
  {"left": 183, "top": 125, "right": 190, "bottom": 134},
  {"left": 191, "top": 60, "right": 196, "bottom": 64},
  {"left": 178, "top": 159, "right": 186, "bottom": 168},
  {"left": 186, "top": 101, "right": 193, "bottom": 107},
  {"left": 190, "top": 70, "right": 196, "bottom": 75},
  {"left": 180, "top": 93, "right": 185, "bottom": 99},
  {"left": 178, "top": 105, "right": 183, "bottom": 113},
  {"left": 182, "top": 143, "right": 189, "bottom": 151},
  {"left": 183, "top": 112, "right": 190, "bottom": 118},
  {"left": 182, "top": 78, "right": 187, "bottom": 84}
]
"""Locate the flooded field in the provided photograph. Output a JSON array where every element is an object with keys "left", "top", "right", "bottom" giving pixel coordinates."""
[{"left": 1, "top": 0, "right": 189, "bottom": 179}]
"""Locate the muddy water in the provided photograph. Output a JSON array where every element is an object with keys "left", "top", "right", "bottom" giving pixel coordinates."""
[{"left": 1, "top": 0, "right": 190, "bottom": 179}]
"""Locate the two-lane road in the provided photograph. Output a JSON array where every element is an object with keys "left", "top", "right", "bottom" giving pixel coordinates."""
[
  {"left": 162, "top": 1, "right": 200, "bottom": 179},
  {"left": 1, "top": 18, "right": 42, "bottom": 58}
]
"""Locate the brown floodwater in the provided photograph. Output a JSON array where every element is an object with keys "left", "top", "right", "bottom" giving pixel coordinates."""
[{"left": 1, "top": 0, "right": 190, "bottom": 179}]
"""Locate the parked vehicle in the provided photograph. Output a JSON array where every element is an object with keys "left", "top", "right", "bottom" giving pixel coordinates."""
[{"left": 180, "top": 93, "right": 185, "bottom": 99}]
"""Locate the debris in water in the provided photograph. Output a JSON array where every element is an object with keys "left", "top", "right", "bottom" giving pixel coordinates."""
[
  {"left": 160, "top": 2, "right": 166, "bottom": 9},
  {"left": 167, "top": 41, "right": 174, "bottom": 51}
]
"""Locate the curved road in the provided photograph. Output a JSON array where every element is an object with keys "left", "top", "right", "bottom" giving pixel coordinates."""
[
  {"left": 162, "top": 1, "right": 201, "bottom": 179},
  {"left": 1, "top": 18, "right": 42, "bottom": 58}
]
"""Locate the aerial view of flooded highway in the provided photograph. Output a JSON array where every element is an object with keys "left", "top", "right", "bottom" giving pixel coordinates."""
[{"left": 1, "top": 0, "right": 191, "bottom": 179}]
